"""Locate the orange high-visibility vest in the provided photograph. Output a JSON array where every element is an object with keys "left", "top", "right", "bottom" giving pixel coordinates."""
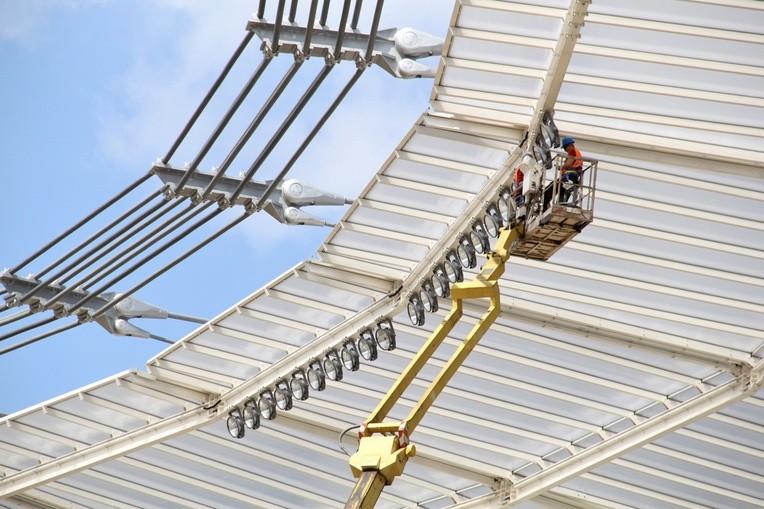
[
  {"left": 513, "top": 167, "right": 524, "bottom": 186},
  {"left": 563, "top": 147, "right": 583, "bottom": 178}
]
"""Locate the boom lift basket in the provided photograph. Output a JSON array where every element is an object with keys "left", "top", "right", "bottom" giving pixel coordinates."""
[{"left": 510, "top": 152, "right": 597, "bottom": 261}]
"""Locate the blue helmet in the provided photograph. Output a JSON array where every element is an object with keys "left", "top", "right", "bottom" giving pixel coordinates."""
[{"left": 562, "top": 137, "right": 575, "bottom": 147}]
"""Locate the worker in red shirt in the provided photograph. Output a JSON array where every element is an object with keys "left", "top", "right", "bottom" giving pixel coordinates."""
[{"left": 560, "top": 137, "right": 583, "bottom": 205}]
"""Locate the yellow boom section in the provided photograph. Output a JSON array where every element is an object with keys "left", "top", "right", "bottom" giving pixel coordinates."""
[{"left": 346, "top": 225, "right": 523, "bottom": 509}]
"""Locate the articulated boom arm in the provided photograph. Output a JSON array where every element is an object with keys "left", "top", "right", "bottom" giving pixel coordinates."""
[{"left": 346, "top": 226, "right": 523, "bottom": 509}]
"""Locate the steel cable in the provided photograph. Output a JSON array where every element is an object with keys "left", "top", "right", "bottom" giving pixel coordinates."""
[
  {"left": 91, "top": 212, "right": 248, "bottom": 320},
  {"left": 68, "top": 202, "right": 220, "bottom": 312},
  {"left": 201, "top": 59, "right": 302, "bottom": 200},
  {"left": 175, "top": 56, "right": 273, "bottom": 192},
  {"left": 72, "top": 202, "right": 208, "bottom": 294},
  {"left": 20, "top": 186, "right": 169, "bottom": 302},
  {"left": 231, "top": 64, "right": 335, "bottom": 203},
  {"left": 0, "top": 321, "right": 80, "bottom": 356},
  {"left": 10, "top": 174, "right": 153, "bottom": 274},
  {"left": 0, "top": 314, "right": 57, "bottom": 343},
  {"left": 256, "top": 66, "right": 365, "bottom": 210},
  {"left": 42, "top": 198, "right": 192, "bottom": 309},
  {"left": 163, "top": 32, "right": 255, "bottom": 165}
]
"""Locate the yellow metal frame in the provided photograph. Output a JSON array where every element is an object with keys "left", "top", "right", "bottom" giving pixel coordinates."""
[{"left": 346, "top": 226, "right": 523, "bottom": 509}]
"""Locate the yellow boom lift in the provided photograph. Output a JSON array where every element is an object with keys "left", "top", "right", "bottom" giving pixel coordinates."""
[{"left": 345, "top": 149, "right": 598, "bottom": 508}]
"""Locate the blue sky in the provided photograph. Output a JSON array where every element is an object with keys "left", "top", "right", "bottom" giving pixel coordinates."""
[{"left": 0, "top": 0, "right": 451, "bottom": 414}]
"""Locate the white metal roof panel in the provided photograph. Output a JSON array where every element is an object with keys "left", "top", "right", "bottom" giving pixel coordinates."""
[{"left": 2, "top": 0, "right": 763, "bottom": 508}]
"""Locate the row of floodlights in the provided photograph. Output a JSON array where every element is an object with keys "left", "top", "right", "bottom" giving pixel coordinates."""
[
  {"left": 226, "top": 318, "right": 396, "bottom": 438},
  {"left": 407, "top": 188, "right": 514, "bottom": 327}
]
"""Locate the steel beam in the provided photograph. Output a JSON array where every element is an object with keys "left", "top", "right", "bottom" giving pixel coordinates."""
[{"left": 505, "top": 359, "right": 764, "bottom": 505}]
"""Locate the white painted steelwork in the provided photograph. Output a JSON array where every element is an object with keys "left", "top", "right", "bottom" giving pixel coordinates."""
[{"left": 2, "top": 1, "right": 763, "bottom": 508}]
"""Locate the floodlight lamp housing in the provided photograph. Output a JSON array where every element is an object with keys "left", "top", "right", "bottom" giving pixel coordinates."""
[
  {"left": 444, "top": 250, "right": 464, "bottom": 283},
  {"left": 457, "top": 236, "right": 477, "bottom": 269},
  {"left": 407, "top": 293, "right": 425, "bottom": 327},
  {"left": 357, "top": 330, "right": 378, "bottom": 361},
  {"left": 470, "top": 220, "right": 489, "bottom": 254},
  {"left": 290, "top": 370, "right": 310, "bottom": 401},
  {"left": 419, "top": 280, "right": 438, "bottom": 313},
  {"left": 226, "top": 410, "right": 245, "bottom": 439},
  {"left": 274, "top": 380, "right": 293, "bottom": 411},
  {"left": 258, "top": 390, "right": 277, "bottom": 420},
  {"left": 431, "top": 265, "right": 450, "bottom": 298},
  {"left": 341, "top": 341, "right": 360, "bottom": 372},
  {"left": 497, "top": 188, "right": 513, "bottom": 224},
  {"left": 242, "top": 401, "right": 260, "bottom": 430},
  {"left": 484, "top": 204, "right": 501, "bottom": 237},
  {"left": 375, "top": 318, "right": 397, "bottom": 351},
  {"left": 307, "top": 361, "right": 327, "bottom": 391},
  {"left": 323, "top": 351, "right": 344, "bottom": 381}
]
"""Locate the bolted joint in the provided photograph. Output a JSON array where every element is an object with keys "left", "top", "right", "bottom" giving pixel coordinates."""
[
  {"left": 355, "top": 55, "right": 369, "bottom": 70},
  {"left": 189, "top": 190, "right": 204, "bottom": 205},
  {"left": 77, "top": 310, "right": 93, "bottom": 324},
  {"left": 25, "top": 298, "right": 43, "bottom": 313},
  {"left": 243, "top": 199, "right": 258, "bottom": 215},
  {"left": 261, "top": 41, "right": 274, "bottom": 59},
  {"left": 216, "top": 195, "right": 231, "bottom": 210},
  {"left": 3, "top": 294, "right": 19, "bottom": 308},
  {"left": 52, "top": 306, "right": 70, "bottom": 319}
]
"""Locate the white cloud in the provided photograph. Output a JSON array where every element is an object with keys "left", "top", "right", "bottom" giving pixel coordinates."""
[
  {"left": 95, "top": 0, "right": 451, "bottom": 253},
  {"left": 96, "top": 1, "right": 255, "bottom": 169},
  {"left": 94, "top": 0, "right": 452, "bottom": 170}
]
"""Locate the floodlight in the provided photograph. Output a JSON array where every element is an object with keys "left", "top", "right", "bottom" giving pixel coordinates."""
[
  {"left": 419, "top": 280, "right": 438, "bottom": 313},
  {"left": 323, "top": 351, "right": 343, "bottom": 381},
  {"left": 497, "top": 188, "right": 513, "bottom": 224},
  {"left": 357, "top": 329, "right": 378, "bottom": 361},
  {"left": 444, "top": 250, "right": 463, "bottom": 283},
  {"left": 290, "top": 370, "right": 309, "bottom": 401},
  {"left": 457, "top": 236, "right": 477, "bottom": 269},
  {"left": 375, "top": 318, "right": 396, "bottom": 351},
  {"left": 470, "top": 220, "right": 489, "bottom": 254},
  {"left": 307, "top": 361, "right": 326, "bottom": 391},
  {"left": 257, "top": 390, "right": 277, "bottom": 420},
  {"left": 242, "top": 400, "right": 260, "bottom": 430},
  {"left": 431, "top": 264, "right": 450, "bottom": 298},
  {"left": 407, "top": 293, "right": 425, "bottom": 326},
  {"left": 485, "top": 204, "right": 501, "bottom": 237},
  {"left": 274, "top": 380, "right": 293, "bottom": 411},
  {"left": 341, "top": 341, "right": 360, "bottom": 372},
  {"left": 226, "top": 410, "right": 245, "bottom": 439}
]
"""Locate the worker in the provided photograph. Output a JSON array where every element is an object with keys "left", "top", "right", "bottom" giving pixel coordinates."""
[
  {"left": 512, "top": 166, "right": 525, "bottom": 221},
  {"left": 559, "top": 137, "right": 583, "bottom": 205},
  {"left": 512, "top": 166, "right": 524, "bottom": 205}
]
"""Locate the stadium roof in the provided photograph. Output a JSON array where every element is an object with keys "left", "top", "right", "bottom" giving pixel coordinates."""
[{"left": 2, "top": 0, "right": 763, "bottom": 508}]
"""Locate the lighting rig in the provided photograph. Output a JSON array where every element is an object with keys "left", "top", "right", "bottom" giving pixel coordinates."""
[{"left": 225, "top": 318, "right": 396, "bottom": 439}]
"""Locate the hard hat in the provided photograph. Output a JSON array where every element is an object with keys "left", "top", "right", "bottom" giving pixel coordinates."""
[{"left": 562, "top": 137, "right": 575, "bottom": 147}]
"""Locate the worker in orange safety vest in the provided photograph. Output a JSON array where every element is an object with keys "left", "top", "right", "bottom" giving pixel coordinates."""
[{"left": 511, "top": 165, "right": 527, "bottom": 222}]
